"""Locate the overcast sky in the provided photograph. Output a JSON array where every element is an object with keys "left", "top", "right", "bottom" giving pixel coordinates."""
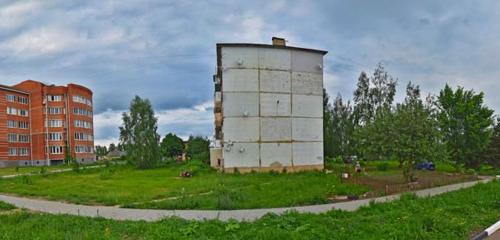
[{"left": 1, "top": 0, "right": 499, "bottom": 146}]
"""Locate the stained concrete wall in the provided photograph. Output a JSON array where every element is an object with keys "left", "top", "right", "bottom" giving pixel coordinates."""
[{"left": 217, "top": 45, "right": 325, "bottom": 171}]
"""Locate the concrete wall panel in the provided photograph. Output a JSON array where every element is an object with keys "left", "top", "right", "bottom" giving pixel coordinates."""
[
  {"left": 292, "top": 142, "right": 323, "bottom": 166},
  {"left": 292, "top": 118, "right": 323, "bottom": 141},
  {"left": 291, "top": 51, "right": 323, "bottom": 74},
  {"left": 260, "top": 93, "right": 291, "bottom": 117},
  {"left": 223, "top": 117, "right": 259, "bottom": 142},
  {"left": 223, "top": 143, "right": 260, "bottom": 168},
  {"left": 292, "top": 95, "right": 323, "bottom": 117},
  {"left": 260, "top": 143, "right": 292, "bottom": 167},
  {"left": 223, "top": 92, "right": 259, "bottom": 117},
  {"left": 222, "top": 47, "right": 259, "bottom": 69},
  {"left": 222, "top": 69, "right": 258, "bottom": 92},
  {"left": 259, "top": 48, "right": 291, "bottom": 70},
  {"left": 260, "top": 118, "right": 291, "bottom": 141},
  {"left": 292, "top": 72, "right": 322, "bottom": 95},
  {"left": 260, "top": 70, "right": 291, "bottom": 93}
]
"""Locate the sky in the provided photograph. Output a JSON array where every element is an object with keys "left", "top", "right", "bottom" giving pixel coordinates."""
[{"left": 1, "top": 0, "right": 500, "bottom": 146}]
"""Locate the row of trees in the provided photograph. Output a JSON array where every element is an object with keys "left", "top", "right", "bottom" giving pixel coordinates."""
[
  {"left": 324, "top": 63, "right": 498, "bottom": 182},
  {"left": 117, "top": 96, "right": 210, "bottom": 169}
]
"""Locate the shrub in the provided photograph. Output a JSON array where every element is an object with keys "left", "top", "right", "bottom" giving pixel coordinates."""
[
  {"left": 215, "top": 184, "right": 244, "bottom": 210},
  {"left": 180, "top": 160, "right": 211, "bottom": 176}
]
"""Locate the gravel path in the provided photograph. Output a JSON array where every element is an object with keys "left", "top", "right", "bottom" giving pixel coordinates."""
[{"left": 0, "top": 178, "right": 493, "bottom": 222}]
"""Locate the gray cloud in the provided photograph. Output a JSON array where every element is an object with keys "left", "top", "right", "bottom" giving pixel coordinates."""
[{"left": 1, "top": 0, "right": 499, "bottom": 145}]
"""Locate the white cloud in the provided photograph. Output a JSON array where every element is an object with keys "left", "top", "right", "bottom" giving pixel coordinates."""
[{"left": 93, "top": 101, "right": 214, "bottom": 146}]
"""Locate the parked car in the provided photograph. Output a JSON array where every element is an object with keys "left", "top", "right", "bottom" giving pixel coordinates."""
[{"left": 415, "top": 162, "right": 435, "bottom": 171}]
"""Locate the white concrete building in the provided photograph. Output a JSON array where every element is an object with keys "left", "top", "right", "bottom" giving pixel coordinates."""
[{"left": 210, "top": 38, "right": 327, "bottom": 172}]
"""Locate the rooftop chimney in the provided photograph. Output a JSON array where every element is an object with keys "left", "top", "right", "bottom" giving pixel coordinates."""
[{"left": 272, "top": 37, "right": 286, "bottom": 46}]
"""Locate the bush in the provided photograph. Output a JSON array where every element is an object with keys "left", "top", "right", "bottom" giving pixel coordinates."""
[{"left": 72, "top": 161, "right": 81, "bottom": 173}]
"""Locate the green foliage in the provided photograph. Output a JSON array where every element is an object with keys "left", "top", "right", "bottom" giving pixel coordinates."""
[
  {"left": 119, "top": 96, "right": 161, "bottom": 169},
  {"left": 160, "top": 133, "right": 184, "bottom": 159},
  {"left": 94, "top": 145, "right": 108, "bottom": 157},
  {"left": 480, "top": 117, "right": 500, "bottom": 169},
  {"left": 0, "top": 201, "right": 15, "bottom": 211},
  {"left": 186, "top": 136, "right": 210, "bottom": 163},
  {"left": 39, "top": 166, "right": 47, "bottom": 177},
  {"left": 71, "top": 160, "right": 80, "bottom": 173},
  {"left": 438, "top": 84, "right": 495, "bottom": 169}
]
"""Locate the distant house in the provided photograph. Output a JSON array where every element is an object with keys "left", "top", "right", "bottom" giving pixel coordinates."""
[{"left": 107, "top": 149, "right": 126, "bottom": 159}]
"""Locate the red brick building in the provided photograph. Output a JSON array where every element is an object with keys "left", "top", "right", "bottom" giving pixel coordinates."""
[{"left": 0, "top": 80, "right": 95, "bottom": 167}]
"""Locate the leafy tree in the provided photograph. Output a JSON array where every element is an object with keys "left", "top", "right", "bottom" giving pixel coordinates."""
[
  {"left": 353, "top": 63, "right": 397, "bottom": 160},
  {"left": 160, "top": 133, "right": 185, "bottom": 159},
  {"left": 437, "top": 84, "right": 494, "bottom": 169},
  {"left": 108, "top": 143, "right": 117, "bottom": 152},
  {"left": 331, "top": 93, "right": 355, "bottom": 157},
  {"left": 186, "top": 136, "right": 210, "bottom": 163},
  {"left": 323, "top": 89, "right": 335, "bottom": 158},
  {"left": 119, "top": 96, "right": 161, "bottom": 169},
  {"left": 95, "top": 145, "right": 108, "bottom": 157},
  {"left": 391, "top": 82, "right": 444, "bottom": 182},
  {"left": 481, "top": 117, "right": 500, "bottom": 168}
]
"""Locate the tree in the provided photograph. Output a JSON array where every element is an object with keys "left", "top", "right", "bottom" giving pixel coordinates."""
[
  {"left": 186, "top": 136, "right": 210, "bottom": 163},
  {"left": 95, "top": 145, "right": 108, "bottom": 157},
  {"left": 392, "top": 82, "right": 444, "bottom": 182},
  {"left": 323, "top": 89, "right": 335, "bottom": 158},
  {"left": 353, "top": 63, "right": 397, "bottom": 160},
  {"left": 331, "top": 93, "right": 354, "bottom": 157},
  {"left": 160, "top": 133, "right": 184, "bottom": 159},
  {"left": 481, "top": 117, "right": 500, "bottom": 168},
  {"left": 437, "top": 84, "right": 494, "bottom": 169},
  {"left": 108, "top": 143, "right": 117, "bottom": 152},
  {"left": 119, "top": 96, "right": 161, "bottom": 169}
]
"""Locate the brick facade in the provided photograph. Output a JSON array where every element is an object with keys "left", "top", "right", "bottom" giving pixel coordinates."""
[{"left": 0, "top": 80, "right": 95, "bottom": 167}]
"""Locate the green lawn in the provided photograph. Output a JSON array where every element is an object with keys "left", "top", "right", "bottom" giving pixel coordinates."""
[
  {"left": 0, "top": 164, "right": 71, "bottom": 177},
  {"left": 0, "top": 161, "right": 368, "bottom": 210},
  {"left": 0, "top": 180, "right": 498, "bottom": 240}
]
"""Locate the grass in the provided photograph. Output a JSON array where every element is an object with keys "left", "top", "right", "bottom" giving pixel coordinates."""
[
  {"left": 0, "top": 180, "right": 498, "bottom": 239},
  {"left": 0, "top": 164, "right": 70, "bottom": 177},
  {"left": 0, "top": 161, "right": 368, "bottom": 210}
]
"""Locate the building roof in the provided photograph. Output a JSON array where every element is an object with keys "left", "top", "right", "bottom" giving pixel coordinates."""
[
  {"left": 216, "top": 43, "right": 328, "bottom": 55},
  {"left": 0, "top": 84, "right": 29, "bottom": 94}
]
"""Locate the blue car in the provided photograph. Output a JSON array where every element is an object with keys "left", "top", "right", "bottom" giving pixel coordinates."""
[{"left": 415, "top": 162, "right": 435, "bottom": 171}]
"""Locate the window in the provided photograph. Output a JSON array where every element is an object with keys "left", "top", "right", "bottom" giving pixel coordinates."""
[
  {"left": 18, "top": 109, "right": 28, "bottom": 117},
  {"left": 6, "top": 107, "right": 28, "bottom": 116},
  {"left": 47, "top": 95, "right": 62, "bottom": 102},
  {"left": 75, "top": 145, "right": 93, "bottom": 153},
  {"left": 18, "top": 96, "right": 28, "bottom": 104},
  {"left": 49, "top": 146, "right": 64, "bottom": 154},
  {"left": 7, "top": 107, "right": 17, "bottom": 115},
  {"left": 74, "top": 120, "right": 92, "bottom": 129},
  {"left": 18, "top": 135, "right": 29, "bottom": 143},
  {"left": 75, "top": 132, "right": 93, "bottom": 141},
  {"left": 18, "top": 121, "right": 29, "bottom": 129},
  {"left": 46, "top": 119, "right": 64, "bottom": 128},
  {"left": 73, "top": 108, "right": 92, "bottom": 116},
  {"left": 47, "top": 107, "right": 63, "bottom": 115},
  {"left": 8, "top": 148, "right": 16, "bottom": 156},
  {"left": 47, "top": 133, "right": 63, "bottom": 141},
  {"left": 7, "top": 120, "right": 17, "bottom": 128},
  {"left": 72, "top": 95, "right": 92, "bottom": 106},
  {"left": 6, "top": 94, "right": 15, "bottom": 102},
  {"left": 8, "top": 134, "right": 17, "bottom": 142},
  {"left": 18, "top": 148, "right": 29, "bottom": 156}
]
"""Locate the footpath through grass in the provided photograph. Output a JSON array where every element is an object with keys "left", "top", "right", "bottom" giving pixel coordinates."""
[
  {"left": 0, "top": 180, "right": 498, "bottom": 239},
  {"left": 0, "top": 161, "right": 367, "bottom": 210}
]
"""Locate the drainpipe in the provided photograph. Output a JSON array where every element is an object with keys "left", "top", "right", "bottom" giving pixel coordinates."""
[
  {"left": 28, "top": 93, "right": 33, "bottom": 166},
  {"left": 44, "top": 92, "right": 50, "bottom": 166}
]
